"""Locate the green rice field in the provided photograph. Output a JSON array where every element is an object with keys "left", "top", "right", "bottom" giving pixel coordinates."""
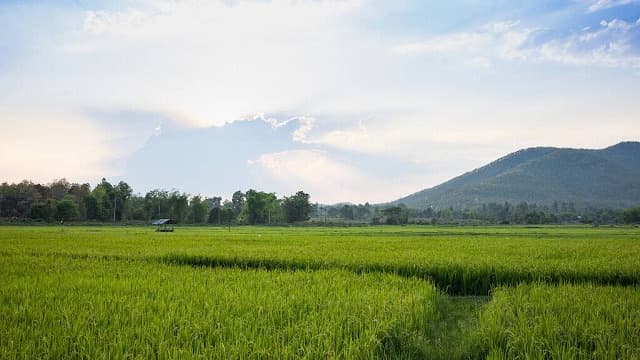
[{"left": 1, "top": 225, "right": 639, "bottom": 358}]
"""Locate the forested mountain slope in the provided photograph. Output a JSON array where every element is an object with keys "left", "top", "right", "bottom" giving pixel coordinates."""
[{"left": 393, "top": 142, "right": 640, "bottom": 209}]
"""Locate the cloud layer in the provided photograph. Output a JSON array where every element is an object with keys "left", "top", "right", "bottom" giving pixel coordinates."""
[
  {"left": 394, "top": 18, "right": 640, "bottom": 68},
  {"left": 1, "top": 0, "right": 639, "bottom": 202}
]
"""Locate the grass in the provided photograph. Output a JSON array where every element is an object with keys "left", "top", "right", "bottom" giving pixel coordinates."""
[
  {"left": 480, "top": 283, "right": 640, "bottom": 359},
  {"left": 0, "top": 254, "right": 438, "bottom": 359},
  {"left": 0, "top": 225, "right": 639, "bottom": 358},
  {"left": 1, "top": 225, "right": 639, "bottom": 294}
]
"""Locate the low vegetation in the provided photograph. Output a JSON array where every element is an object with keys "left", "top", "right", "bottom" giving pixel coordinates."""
[
  {"left": 0, "top": 255, "right": 438, "bottom": 359},
  {"left": 480, "top": 283, "right": 640, "bottom": 359},
  {"left": 0, "top": 225, "right": 638, "bottom": 358}
]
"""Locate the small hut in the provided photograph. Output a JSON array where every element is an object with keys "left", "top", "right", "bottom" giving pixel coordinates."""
[{"left": 152, "top": 218, "right": 175, "bottom": 232}]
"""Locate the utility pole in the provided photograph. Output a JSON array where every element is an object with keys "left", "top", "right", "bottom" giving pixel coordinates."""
[{"left": 113, "top": 196, "right": 117, "bottom": 223}]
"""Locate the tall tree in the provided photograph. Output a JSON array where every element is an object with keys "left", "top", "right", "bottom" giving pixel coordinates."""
[
  {"left": 84, "top": 194, "right": 99, "bottom": 220},
  {"left": 144, "top": 189, "right": 169, "bottom": 219},
  {"left": 49, "top": 179, "right": 71, "bottom": 200},
  {"left": 282, "top": 191, "right": 312, "bottom": 223},
  {"left": 29, "top": 199, "right": 57, "bottom": 221},
  {"left": 113, "top": 181, "right": 132, "bottom": 221},
  {"left": 189, "top": 195, "right": 208, "bottom": 224},
  {"left": 208, "top": 206, "right": 221, "bottom": 224},
  {"left": 231, "top": 191, "right": 245, "bottom": 218},
  {"left": 168, "top": 191, "right": 189, "bottom": 223},
  {"left": 206, "top": 196, "right": 223, "bottom": 224},
  {"left": 243, "top": 189, "right": 278, "bottom": 225},
  {"left": 622, "top": 207, "right": 640, "bottom": 224},
  {"left": 205, "top": 196, "right": 222, "bottom": 210},
  {"left": 92, "top": 178, "right": 114, "bottom": 221},
  {"left": 56, "top": 197, "right": 78, "bottom": 221}
]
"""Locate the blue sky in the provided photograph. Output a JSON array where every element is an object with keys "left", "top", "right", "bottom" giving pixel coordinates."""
[{"left": 1, "top": 0, "right": 639, "bottom": 203}]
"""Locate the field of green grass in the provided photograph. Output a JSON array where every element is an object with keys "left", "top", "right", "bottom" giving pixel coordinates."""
[{"left": 1, "top": 225, "right": 639, "bottom": 358}]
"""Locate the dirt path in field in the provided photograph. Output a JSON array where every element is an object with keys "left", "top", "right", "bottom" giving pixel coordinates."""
[{"left": 416, "top": 296, "right": 489, "bottom": 359}]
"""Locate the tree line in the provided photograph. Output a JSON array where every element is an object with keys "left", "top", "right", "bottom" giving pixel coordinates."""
[
  {"left": 0, "top": 179, "right": 312, "bottom": 225},
  {"left": 316, "top": 201, "right": 640, "bottom": 225},
  {"left": 1, "top": 178, "right": 639, "bottom": 225}
]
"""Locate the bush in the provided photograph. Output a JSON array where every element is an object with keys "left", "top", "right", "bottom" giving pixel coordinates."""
[{"left": 622, "top": 207, "right": 640, "bottom": 224}]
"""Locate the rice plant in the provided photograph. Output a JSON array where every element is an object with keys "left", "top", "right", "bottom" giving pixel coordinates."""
[
  {"left": 0, "top": 254, "right": 438, "bottom": 359},
  {"left": 479, "top": 283, "right": 640, "bottom": 359}
]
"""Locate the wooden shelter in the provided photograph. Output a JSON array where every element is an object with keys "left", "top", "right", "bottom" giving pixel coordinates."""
[{"left": 152, "top": 218, "right": 175, "bottom": 232}]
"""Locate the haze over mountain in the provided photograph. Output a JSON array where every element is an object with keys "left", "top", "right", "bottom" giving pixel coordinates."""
[{"left": 393, "top": 142, "right": 640, "bottom": 209}]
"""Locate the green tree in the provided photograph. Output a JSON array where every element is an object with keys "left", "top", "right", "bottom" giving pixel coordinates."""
[
  {"left": 126, "top": 195, "right": 148, "bottom": 221},
  {"left": 382, "top": 206, "right": 409, "bottom": 225},
  {"left": 622, "top": 207, "right": 640, "bottom": 224},
  {"left": 168, "top": 191, "right": 189, "bottom": 223},
  {"left": 206, "top": 196, "right": 223, "bottom": 224},
  {"left": 84, "top": 194, "right": 99, "bottom": 220},
  {"left": 244, "top": 189, "right": 266, "bottom": 225},
  {"left": 208, "top": 207, "right": 221, "bottom": 224},
  {"left": 339, "top": 204, "right": 355, "bottom": 220},
  {"left": 49, "top": 179, "right": 71, "bottom": 200},
  {"left": 113, "top": 181, "right": 132, "bottom": 221},
  {"left": 29, "top": 199, "right": 57, "bottom": 221},
  {"left": 189, "top": 195, "right": 208, "bottom": 224},
  {"left": 145, "top": 189, "right": 169, "bottom": 219},
  {"left": 282, "top": 191, "right": 312, "bottom": 223},
  {"left": 219, "top": 205, "right": 235, "bottom": 225},
  {"left": 56, "top": 198, "right": 78, "bottom": 221},
  {"left": 92, "top": 178, "right": 114, "bottom": 221},
  {"left": 231, "top": 191, "right": 245, "bottom": 218},
  {"left": 243, "top": 189, "right": 278, "bottom": 225}
]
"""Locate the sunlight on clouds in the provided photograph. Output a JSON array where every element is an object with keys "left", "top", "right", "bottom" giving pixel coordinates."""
[
  {"left": 587, "top": 0, "right": 637, "bottom": 13},
  {"left": 57, "top": 0, "right": 371, "bottom": 127},
  {"left": 394, "top": 18, "right": 640, "bottom": 69},
  {"left": 236, "top": 113, "right": 316, "bottom": 144},
  {"left": 538, "top": 18, "right": 640, "bottom": 68},
  {"left": 0, "top": 109, "right": 111, "bottom": 183},
  {"left": 248, "top": 149, "right": 372, "bottom": 203},
  {"left": 1, "top": 1, "right": 639, "bottom": 202},
  {"left": 392, "top": 20, "right": 527, "bottom": 59},
  {"left": 393, "top": 33, "right": 491, "bottom": 55}
]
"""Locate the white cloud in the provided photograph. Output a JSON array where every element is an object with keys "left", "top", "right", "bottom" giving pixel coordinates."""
[
  {"left": 483, "top": 20, "right": 521, "bottom": 33},
  {"left": 0, "top": 0, "right": 382, "bottom": 185},
  {"left": 5, "top": 0, "right": 372, "bottom": 128},
  {"left": 538, "top": 18, "right": 640, "bottom": 68},
  {"left": 248, "top": 149, "right": 443, "bottom": 203},
  {"left": 249, "top": 149, "right": 374, "bottom": 203},
  {"left": 83, "top": 9, "right": 155, "bottom": 35},
  {"left": 2, "top": 1, "right": 639, "bottom": 202},
  {"left": 587, "top": 0, "right": 636, "bottom": 13},
  {"left": 236, "top": 113, "right": 316, "bottom": 143},
  {"left": 393, "top": 20, "right": 537, "bottom": 62},
  {"left": 393, "top": 33, "right": 490, "bottom": 54},
  {"left": 291, "top": 117, "right": 315, "bottom": 143},
  {"left": 394, "top": 18, "right": 640, "bottom": 69},
  {"left": 0, "top": 108, "right": 112, "bottom": 183}
]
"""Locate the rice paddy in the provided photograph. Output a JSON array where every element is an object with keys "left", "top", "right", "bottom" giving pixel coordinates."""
[{"left": 0, "top": 225, "right": 639, "bottom": 358}]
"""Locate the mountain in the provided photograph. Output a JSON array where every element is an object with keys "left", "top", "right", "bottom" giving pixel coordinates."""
[{"left": 392, "top": 142, "right": 640, "bottom": 209}]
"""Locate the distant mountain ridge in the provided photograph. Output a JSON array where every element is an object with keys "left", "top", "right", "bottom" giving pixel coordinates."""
[{"left": 392, "top": 142, "right": 640, "bottom": 209}]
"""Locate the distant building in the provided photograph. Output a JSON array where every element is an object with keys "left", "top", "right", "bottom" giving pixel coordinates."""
[{"left": 152, "top": 218, "right": 175, "bottom": 232}]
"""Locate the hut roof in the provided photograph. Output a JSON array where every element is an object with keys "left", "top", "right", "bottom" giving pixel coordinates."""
[{"left": 152, "top": 218, "right": 174, "bottom": 225}]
